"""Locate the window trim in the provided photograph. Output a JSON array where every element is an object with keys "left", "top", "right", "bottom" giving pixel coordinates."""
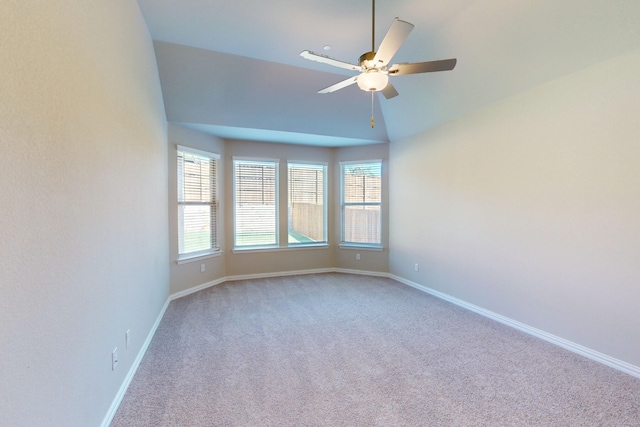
[
  {"left": 340, "top": 159, "right": 383, "bottom": 249},
  {"left": 287, "top": 160, "right": 329, "bottom": 248},
  {"left": 176, "top": 145, "right": 220, "bottom": 262},
  {"left": 176, "top": 251, "right": 223, "bottom": 265},
  {"left": 232, "top": 156, "right": 280, "bottom": 251}
]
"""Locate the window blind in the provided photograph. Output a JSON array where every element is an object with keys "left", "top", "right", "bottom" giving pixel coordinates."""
[
  {"left": 234, "top": 159, "right": 278, "bottom": 248},
  {"left": 341, "top": 161, "right": 382, "bottom": 246},
  {"left": 288, "top": 163, "right": 327, "bottom": 245},
  {"left": 177, "top": 147, "right": 219, "bottom": 258}
]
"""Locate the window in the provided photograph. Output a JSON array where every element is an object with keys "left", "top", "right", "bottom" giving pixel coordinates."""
[
  {"left": 341, "top": 160, "right": 382, "bottom": 247},
  {"left": 234, "top": 158, "right": 278, "bottom": 249},
  {"left": 177, "top": 146, "right": 219, "bottom": 260},
  {"left": 288, "top": 162, "right": 327, "bottom": 246}
]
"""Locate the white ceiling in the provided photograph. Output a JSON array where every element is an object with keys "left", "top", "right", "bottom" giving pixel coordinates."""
[{"left": 137, "top": 0, "right": 640, "bottom": 146}]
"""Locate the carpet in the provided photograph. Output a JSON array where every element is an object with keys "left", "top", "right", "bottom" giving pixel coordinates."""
[{"left": 111, "top": 273, "right": 640, "bottom": 426}]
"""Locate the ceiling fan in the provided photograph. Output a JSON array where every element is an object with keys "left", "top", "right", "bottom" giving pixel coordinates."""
[{"left": 300, "top": 0, "right": 457, "bottom": 126}]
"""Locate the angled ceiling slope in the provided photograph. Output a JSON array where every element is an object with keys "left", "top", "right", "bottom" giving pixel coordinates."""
[
  {"left": 154, "top": 41, "right": 389, "bottom": 147},
  {"left": 138, "top": 0, "right": 640, "bottom": 146}
]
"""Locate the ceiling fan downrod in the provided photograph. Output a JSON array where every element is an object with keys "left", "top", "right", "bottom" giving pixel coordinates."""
[{"left": 372, "top": 0, "right": 375, "bottom": 53}]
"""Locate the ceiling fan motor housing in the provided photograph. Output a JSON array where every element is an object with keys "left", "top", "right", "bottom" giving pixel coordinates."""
[{"left": 359, "top": 51, "right": 378, "bottom": 69}]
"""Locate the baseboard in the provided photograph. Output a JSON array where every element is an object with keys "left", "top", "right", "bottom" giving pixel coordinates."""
[
  {"left": 167, "top": 269, "right": 337, "bottom": 302},
  {"left": 170, "top": 277, "right": 228, "bottom": 301},
  {"left": 225, "top": 268, "right": 335, "bottom": 283},
  {"left": 100, "top": 297, "right": 171, "bottom": 427},
  {"left": 334, "top": 268, "right": 390, "bottom": 278},
  {"left": 168, "top": 268, "right": 389, "bottom": 301},
  {"left": 390, "top": 274, "right": 640, "bottom": 380}
]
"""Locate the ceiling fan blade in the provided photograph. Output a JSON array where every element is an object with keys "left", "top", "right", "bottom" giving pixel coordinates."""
[
  {"left": 300, "top": 50, "right": 361, "bottom": 72},
  {"left": 372, "top": 18, "right": 414, "bottom": 67},
  {"left": 381, "top": 83, "right": 399, "bottom": 99},
  {"left": 318, "top": 76, "right": 358, "bottom": 93},
  {"left": 388, "top": 58, "right": 457, "bottom": 75}
]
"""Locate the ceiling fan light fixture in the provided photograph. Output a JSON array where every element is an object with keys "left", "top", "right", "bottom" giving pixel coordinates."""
[
  {"left": 357, "top": 71, "right": 388, "bottom": 92},
  {"left": 300, "top": 0, "right": 456, "bottom": 125}
]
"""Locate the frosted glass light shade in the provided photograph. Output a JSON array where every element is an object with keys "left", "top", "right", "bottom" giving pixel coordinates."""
[{"left": 357, "top": 71, "right": 389, "bottom": 92}]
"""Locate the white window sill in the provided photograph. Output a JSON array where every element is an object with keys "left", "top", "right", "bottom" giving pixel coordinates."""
[
  {"left": 176, "top": 250, "right": 223, "bottom": 265},
  {"left": 339, "top": 244, "right": 383, "bottom": 251}
]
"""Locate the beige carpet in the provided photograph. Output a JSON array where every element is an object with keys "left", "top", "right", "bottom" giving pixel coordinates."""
[{"left": 111, "top": 273, "right": 640, "bottom": 426}]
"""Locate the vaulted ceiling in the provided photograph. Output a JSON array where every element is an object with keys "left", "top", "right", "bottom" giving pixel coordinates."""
[{"left": 136, "top": 0, "right": 640, "bottom": 146}]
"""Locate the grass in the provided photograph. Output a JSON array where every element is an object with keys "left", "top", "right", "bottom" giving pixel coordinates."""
[{"left": 183, "top": 230, "right": 319, "bottom": 252}]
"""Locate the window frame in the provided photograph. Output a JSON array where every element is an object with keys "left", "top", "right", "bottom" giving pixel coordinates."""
[
  {"left": 287, "top": 161, "right": 328, "bottom": 248},
  {"left": 340, "top": 159, "right": 383, "bottom": 249},
  {"left": 176, "top": 145, "right": 220, "bottom": 263},
  {"left": 233, "top": 157, "right": 280, "bottom": 251}
]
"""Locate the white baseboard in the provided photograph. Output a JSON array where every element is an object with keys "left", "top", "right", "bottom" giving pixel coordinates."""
[
  {"left": 224, "top": 268, "right": 335, "bottom": 283},
  {"left": 334, "top": 268, "right": 390, "bottom": 278},
  {"left": 100, "top": 297, "right": 171, "bottom": 427},
  {"left": 167, "top": 269, "right": 337, "bottom": 302},
  {"left": 170, "top": 277, "right": 228, "bottom": 301},
  {"left": 390, "top": 274, "right": 640, "bottom": 380},
  {"left": 168, "top": 268, "right": 389, "bottom": 302}
]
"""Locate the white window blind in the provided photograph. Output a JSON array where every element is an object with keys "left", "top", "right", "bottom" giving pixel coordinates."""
[
  {"left": 234, "top": 159, "right": 278, "bottom": 248},
  {"left": 177, "top": 146, "right": 219, "bottom": 259},
  {"left": 288, "top": 162, "right": 327, "bottom": 245},
  {"left": 341, "top": 161, "right": 382, "bottom": 246}
]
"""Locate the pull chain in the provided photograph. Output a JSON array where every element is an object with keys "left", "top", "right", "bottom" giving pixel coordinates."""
[{"left": 370, "top": 91, "right": 375, "bottom": 128}]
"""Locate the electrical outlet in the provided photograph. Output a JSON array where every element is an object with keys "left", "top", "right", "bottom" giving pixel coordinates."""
[
  {"left": 126, "top": 329, "right": 130, "bottom": 349},
  {"left": 201, "top": 264, "right": 206, "bottom": 273},
  {"left": 356, "top": 253, "right": 361, "bottom": 261},
  {"left": 112, "top": 347, "right": 118, "bottom": 370},
  {"left": 414, "top": 263, "right": 419, "bottom": 272}
]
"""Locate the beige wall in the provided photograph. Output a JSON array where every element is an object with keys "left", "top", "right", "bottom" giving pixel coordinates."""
[
  {"left": 389, "top": 49, "right": 640, "bottom": 367},
  {"left": 0, "top": 1, "right": 169, "bottom": 426}
]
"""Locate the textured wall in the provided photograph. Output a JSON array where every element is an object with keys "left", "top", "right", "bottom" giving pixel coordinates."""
[
  {"left": 389, "top": 49, "right": 640, "bottom": 368},
  {"left": 0, "top": 1, "right": 169, "bottom": 425}
]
